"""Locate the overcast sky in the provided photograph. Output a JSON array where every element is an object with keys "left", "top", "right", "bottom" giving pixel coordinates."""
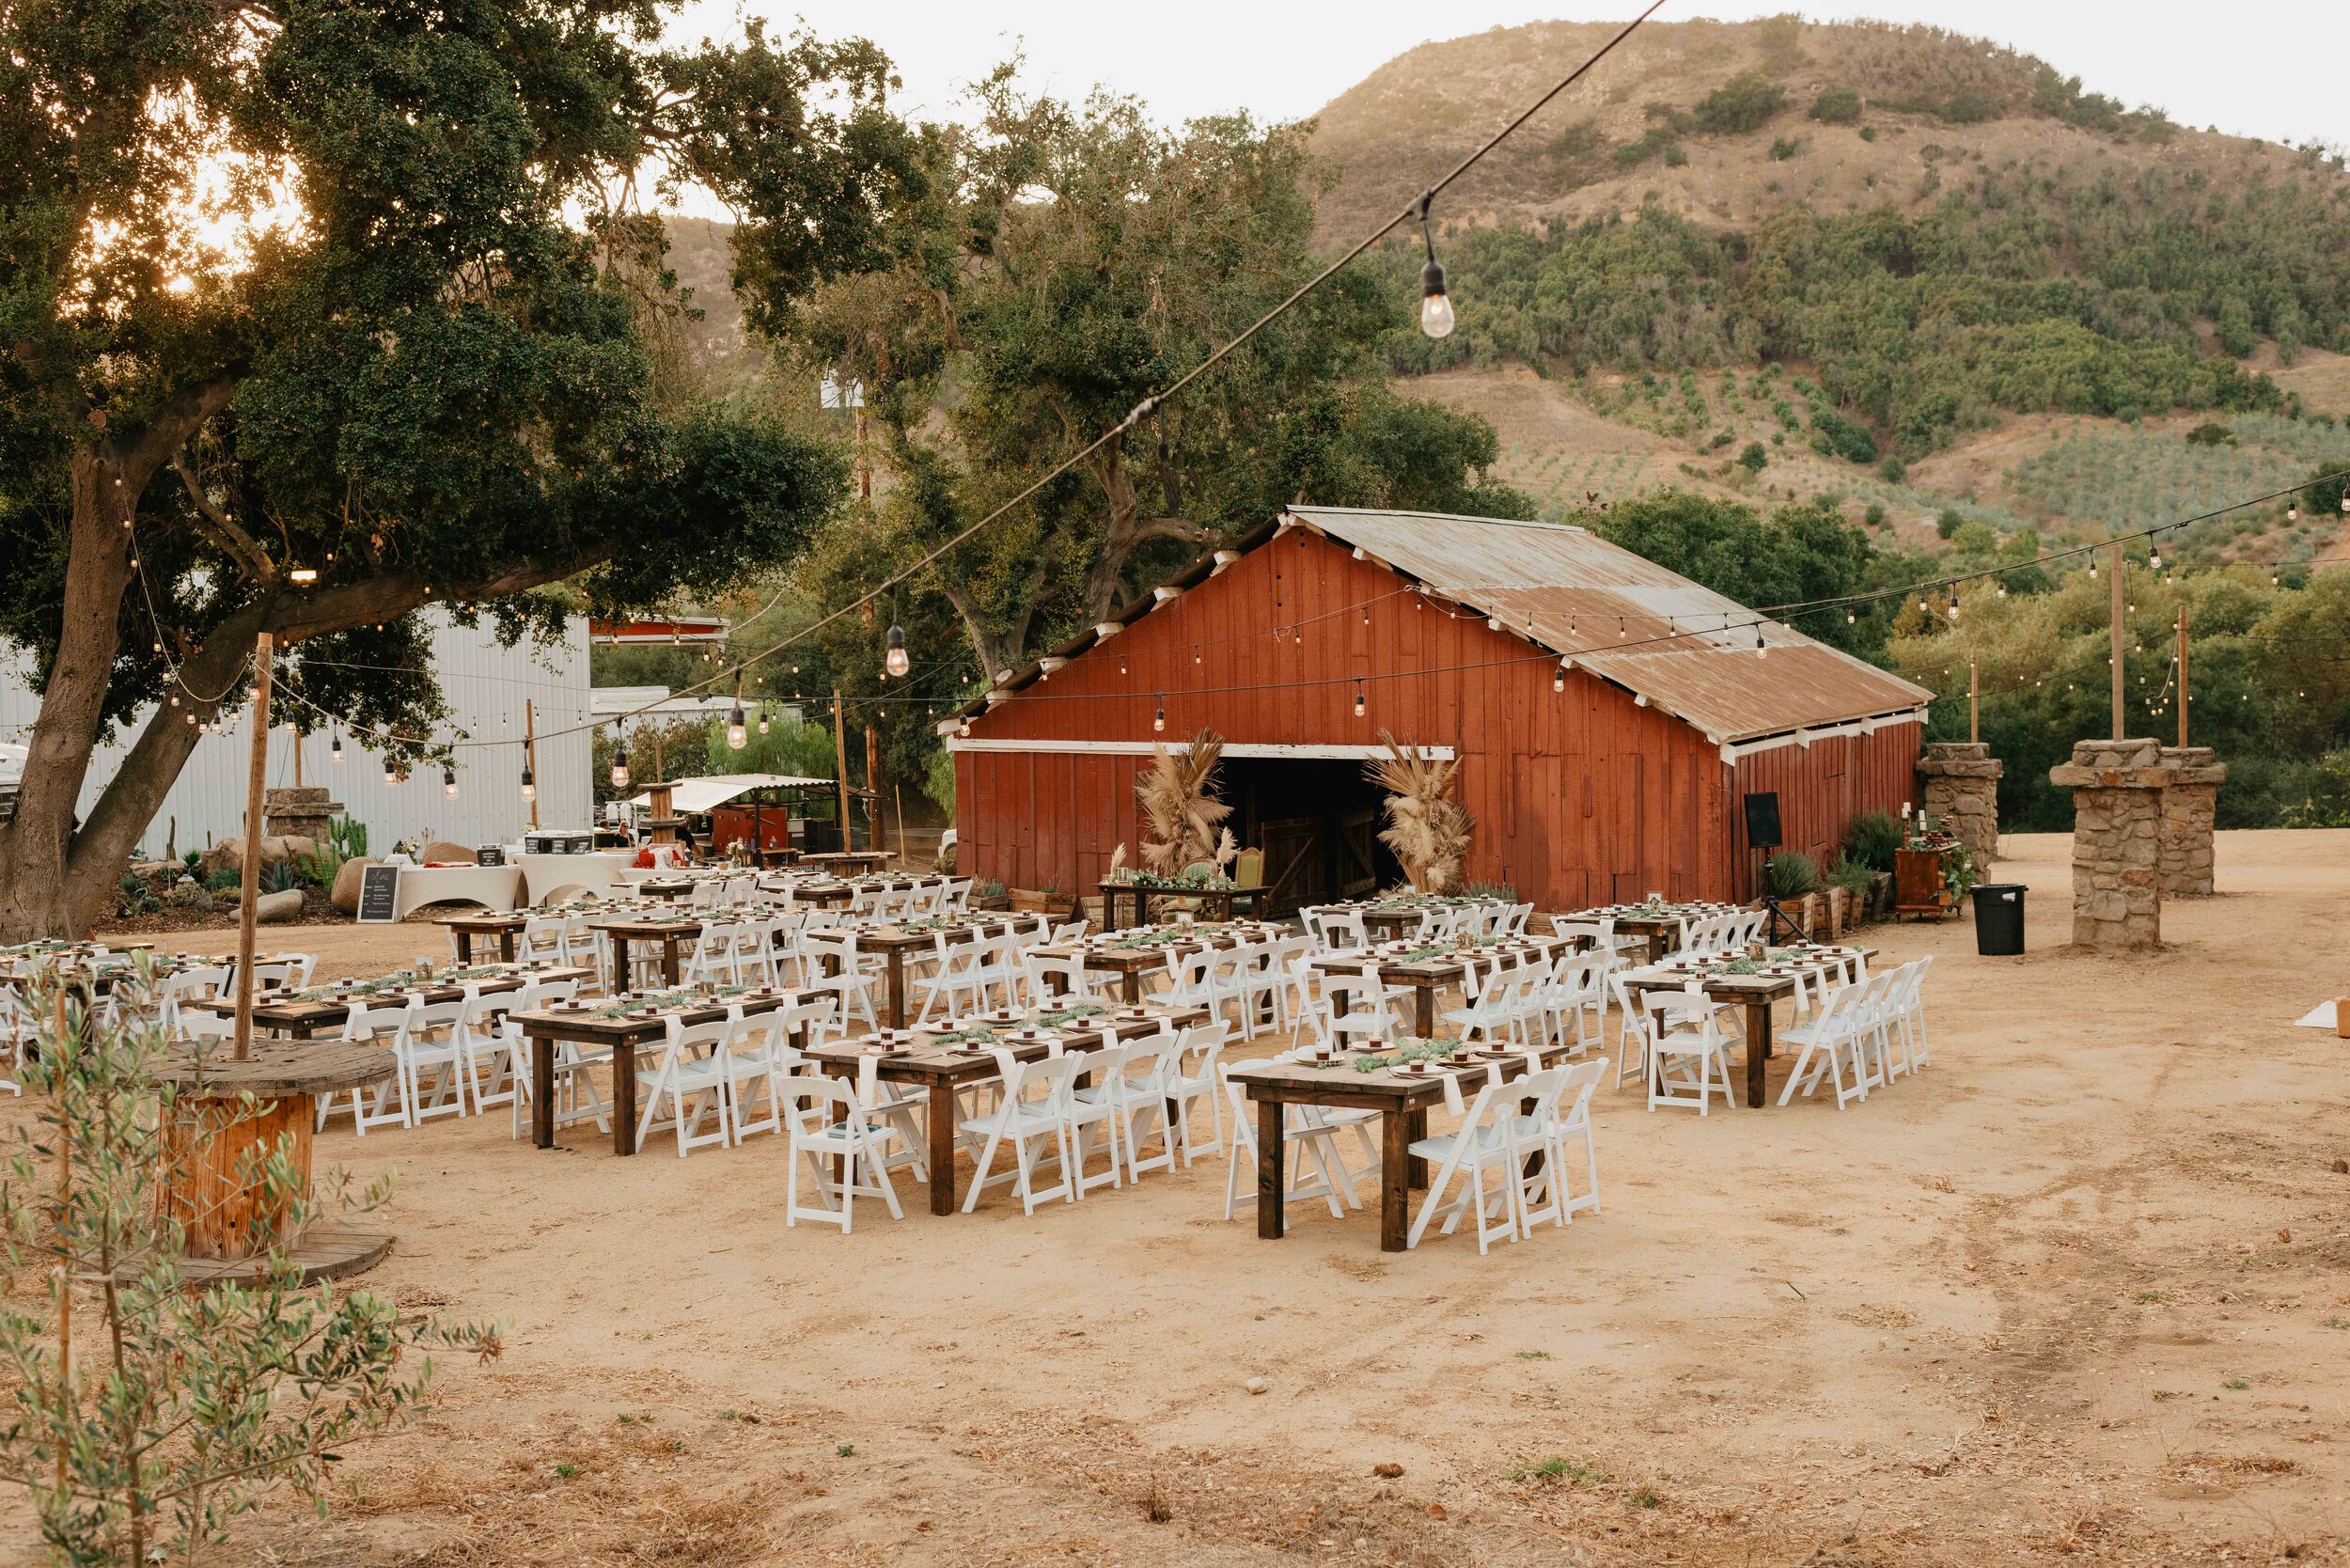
[{"left": 666, "top": 2, "right": 2350, "bottom": 153}]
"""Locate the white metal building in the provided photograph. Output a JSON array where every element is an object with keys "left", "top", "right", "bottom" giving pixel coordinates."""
[{"left": 0, "top": 610, "right": 593, "bottom": 859}]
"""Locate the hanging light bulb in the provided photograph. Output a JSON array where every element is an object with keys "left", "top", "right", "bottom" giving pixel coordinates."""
[
  {"left": 330, "top": 731, "right": 343, "bottom": 764},
  {"left": 2288, "top": 503, "right": 2299, "bottom": 521},
  {"left": 1416, "top": 193, "right": 1455, "bottom": 339},
  {"left": 1153, "top": 700, "right": 1167, "bottom": 733},
  {"left": 1947, "top": 586, "right": 1960, "bottom": 621},
  {"left": 1996, "top": 580, "right": 2007, "bottom": 599},
  {"left": 758, "top": 704, "right": 770, "bottom": 736},
  {"left": 443, "top": 765, "right": 458, "bottom": 798},
  {"left": 2089, "top": 557, "right": 2098, "bottom": 580},
  {"left": 728, "top": 700, "right": 747, "bottom": 751},
  {"left": 1353, "top": 682, "right": 1366, "bottom": 718},
  {"left": 1553, "top": 664, "right": 1567, "bottom": 693},
  {"left": 2147, "top": 538, "right": 2162, "bottom": 571},
  {"left": 610, "top": 730, "right": 630, "bottom": 790},
  {"left": 885, "top": 623, "right": 910, "bottom": 678},
  {"left": 1755, "top": 624, "right": 1769, "bottom": 657},
  {"left": 958, "top": 717, "right": 971, "bottom": 739},
  {"left": 384, "top": 760, "right": 399, "bottom": 785},
  {"left": 520, "top": 761, "right": 536, "bottom": 802},
  {"left": 1846, "top": 609, "right": 1857, "bottom": 624}
]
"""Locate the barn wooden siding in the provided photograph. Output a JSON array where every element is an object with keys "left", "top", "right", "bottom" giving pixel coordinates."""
[{"left": 958, "top": 529, "right": 1918, "bottom": 908}]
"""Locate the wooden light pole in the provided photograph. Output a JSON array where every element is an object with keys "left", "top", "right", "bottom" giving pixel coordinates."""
[
  {"left": 229, "top": 632, "right": 272, "bottom": 1062},
  {"left": 2175, "top": 602, "right": 2190, "bottom": 747},
  {"left": 2109, "top": 541, "right": 2126, "bottom": 741},
  {"left": 864, "top": 724, "right": 882, "bottom": 857},
  {"left": 524, "top": 698, "right": 540, "bottom": 829},
  {"left": 831, "top": 691, "right": 851, "bottom": 849},
  {"left": 1968, "top": 657, "right": 1980, "bottom": 745}
]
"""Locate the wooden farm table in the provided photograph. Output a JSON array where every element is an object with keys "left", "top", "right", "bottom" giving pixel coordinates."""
[
  {"left": 1618, "top": 945, "right": 1876, "bottom": 1107},
  {"left": 1312, "top": 936, "right": 1569, "bottom": 1039},
  {"left": 438, "top": 911, "right": 531, "bottom": 964},
  {"left": 852, "top": 918, "right": 1021, "bottom": 1029},
  {"left": 1227, "top": 1042, "right": 1580, "bottom": 1253},
  {"left": 803, "top": 1001, "right": 1210, "bottom": 1215},
  {"left": 510, "top": 985, "right": 826, "bottom": 1155},
  {"left": 1555, "top": 903, "right": 1742, "bottom": 964},
  {"left": 1097, "top": 881, "right": 1259, "bottom": 931},
  {"left": 183, "top": 964, "right": 597, "bottom": 1040},
  {"left": 1035, "top": 923, "right": 1286, "bottom": 1004},
  {"left": 583, "top": 915, "right": 704, "bottom": 990},
  {"left": 802, "top": 850, "right": 893, "bottom": 875}
]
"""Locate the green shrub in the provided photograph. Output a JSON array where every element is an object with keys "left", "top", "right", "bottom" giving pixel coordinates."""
[
  {"left": 204, "top": 868, "right": 241, "bottom": 894},
  {"left": 1825, "top": 853, "right": 1876, "bottom": 896},
  {"left": 1843, "top": 811, "right": 1902, "bottom": 873},
  {"left": 1858, "top": 125, "right": 1877, "bottom": 143},
  {"left": 1693, "top": 74, "right": 1787, "bottom": 135},
  {"left": 1764, "top": 851, "right": 1821, "bottom": 899},
  {"left": 1810, "top": 407, "right": 1879, "bottom": 464},
  {"left": 1935, "top": 509, "right": 1965, "bottom": 540},
  {"left": 1877, "top": 456, "right": 1906, "bottom": 482},
  {"left": 1766, "top": 136, "right": 1803, "bottom": 162},
  {"left": 1940, "top": 89, "right": 2002, "bottom": 125},
  {"left": 1810, "top": 86, "right": 1862, "bottom": 125},
  {"left": 1737, "top": 441, "right": 1768, "bottom": 474},
  {"left": 258, "top": 858, "right": 302, "bottom": 896},
  {"left": 2185, "top": 421, "right": 2236, "bottom": 447}
]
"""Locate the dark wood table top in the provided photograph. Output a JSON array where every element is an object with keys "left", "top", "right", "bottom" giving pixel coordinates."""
[
  {"left": 437, "top": 911, "right": 532, "bottom": 932},
  {"left": 853, "top": 917, "right": 1022, "bottom": 952},
  {"left": 184, "top": 963, "right": 596, "bottom": 1030},
  {"left": 803, "top": 1002, "right": 1210, "bottom": 1084},
  {"left": 1311, "top": 934, "right": 1567, "bottom": 985},
  {"left": 1227, "top": 1037, "right": 1579, "bottom": 1110},
  {"left": 581, "top": 914, "right": 707, "bottom": 937},
  {"left": 1619, "top": 944, "right": 1876, "bottom": 1000},
  {"left": 510, "top": 983, "right": 824, "bottom": 1044}
]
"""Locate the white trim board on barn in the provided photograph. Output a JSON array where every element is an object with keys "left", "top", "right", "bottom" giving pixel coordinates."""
[{"left": 945, "top": 739, "right": 1456, "bottom": 761}]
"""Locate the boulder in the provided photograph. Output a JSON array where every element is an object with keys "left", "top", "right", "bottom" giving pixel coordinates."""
[
  {"left": 201, "top": 834, "right": 318, "bottom": 877},
  {"left": 253, "top": 888, "right": 306, "bottom": 924},
  {"left": 330, "top": 856, "right": 381, "bottom": 915}
]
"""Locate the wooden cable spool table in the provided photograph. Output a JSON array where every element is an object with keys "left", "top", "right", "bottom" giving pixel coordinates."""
[{"left": 152, "top": 1041, "right": 399, "bottom": 1286}]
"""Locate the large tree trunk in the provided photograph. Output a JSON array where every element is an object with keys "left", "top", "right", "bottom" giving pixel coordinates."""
[{"left": 1080, "top": 438, "right": 1214, "bottom": 620}]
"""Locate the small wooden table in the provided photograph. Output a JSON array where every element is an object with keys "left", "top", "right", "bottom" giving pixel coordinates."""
[
  {"left": 803, "top": 851, "right": 892, "bottom": 875},
  {"left": 1618, "top": 945, "right": 1876, "bottom": 1107},
  {"left": 1556, "top": 903, "right": 1744, "bottom": 964},
  {"left": 438, "top": 911, "right": 531, "bottom": 964},
  {"left": 1034, "top": 924, "right": 1280, "bottom": 1004},
  {"left": 155, "top": 1040, "right": 400, "bottom": 1283},
  {"left": 1228, "top": 1044, "right": 1576, "bottom": 1252},
  {"left": 1314, "top": 936, "right": 1568, "bottom": 1038},
  {"left": 510, "top": 986, "right": 822, "bottom": 1155},
  {"left": 853, "top": 918, "right": 1020, "bottom": 1029},
  {"left": 804, "top": 1003, "right": 1209, "bottom": 1215},
  {"left": 583, "top": 916, "right": 704, "bottom": 990}
]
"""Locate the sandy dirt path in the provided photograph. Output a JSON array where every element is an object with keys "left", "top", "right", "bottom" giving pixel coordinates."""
[{"left": 5, "top": 829, "right": 2346, "bottom": 1565}]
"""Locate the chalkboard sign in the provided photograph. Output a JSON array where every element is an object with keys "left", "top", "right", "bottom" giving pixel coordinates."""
[
  {"left": 355, "top": 864, "right": 400, "bottom": 924},
  {"left": 476, "top": 844, "right": 506, "bottom": 867}
]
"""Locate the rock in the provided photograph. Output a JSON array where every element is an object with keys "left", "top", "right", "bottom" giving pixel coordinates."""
[
  {"left": 2333, "top": 1158, "right": 2348, "bottom": 1175},
  {"left": 254, "top": 888, "right": 306, "bottom": 924},
  {"left": 1244, "top": 1376, "right": 1266, "bottom": 1396},
  {"left": 1372, "top": 1463, "right": 1404, "bottom": 1479},
  {"left": 201, "top": 834, "right": 317, "bottom": 877},
  {"left": 129, "top": 859, "right": 175, "bottom": 881},
  {"left": 330, "top": 857, "right": 381, "bottom": 915}
]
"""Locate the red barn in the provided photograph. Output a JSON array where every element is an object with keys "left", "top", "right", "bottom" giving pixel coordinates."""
[{"left": 946, "top": 507, "right": 1930, "bottom": 913}]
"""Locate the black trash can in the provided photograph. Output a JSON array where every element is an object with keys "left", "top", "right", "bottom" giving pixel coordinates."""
[{"left": 1970, "top": 883, "right": 2026, "bottom": 955}]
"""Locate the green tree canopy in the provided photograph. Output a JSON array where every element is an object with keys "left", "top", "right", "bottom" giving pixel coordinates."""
[{"left": 0, "top": 2, "right": 928, "bottom": 934}]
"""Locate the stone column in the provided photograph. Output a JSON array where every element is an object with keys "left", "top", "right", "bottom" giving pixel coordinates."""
[
  {"left": 2156, "top": 745, "right": 2226, "bottom": 898},
  {"left": 2048, "top": 739, "right": 2171, "bottom": 949},
  {"left": 1916, "top": 742, "right": 2003, "bottom": 864},
  {"left": 262, "top": 786, "right": 344, "bottom": 844}
]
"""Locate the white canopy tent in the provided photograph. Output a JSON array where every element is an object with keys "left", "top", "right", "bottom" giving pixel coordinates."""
[{"left": 625, "top": 774, "right": 832, "bottom": 814}]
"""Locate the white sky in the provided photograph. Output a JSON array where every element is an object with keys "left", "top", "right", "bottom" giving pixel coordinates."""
[{"left": 664, "top": 2, "right": 2350, "bottom": 154}]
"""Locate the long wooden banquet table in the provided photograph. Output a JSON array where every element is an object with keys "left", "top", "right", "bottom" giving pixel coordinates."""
[
  {"left": 1027, "top": 920, "right": 1289, "bottom": 1005},
  {"left": 848, "top": 915, "right": 1027, "bottom": 1029},
  {"left": 1226, "top": 1037, "right": 1589, "bottom": 1253},
  {"left": 182, "top": 961, "right": 597, "bottom": 1040},
  {"left": 509, "top": 983, "right": 831, "bottom": 1154},
  {"left": 1615, "top": 942, "right": 1875, "bottom": 1106},
  {"left": 803, "top": 999, "right": 1209, "bottom": 1215},
  {"left": 1311, "top": 933, "right": 1570, "bottom": 1039},
  {"left": 1553, "top": 901, "right": 1746, "bottom": 964}
]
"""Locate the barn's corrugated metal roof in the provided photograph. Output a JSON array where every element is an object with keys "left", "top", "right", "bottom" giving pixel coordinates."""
[
  {"left": 1284, "top": 507, "right": 1932, "bottom": 744},
  {"left": 947, "top": 507, "right": 1931, "bottom": 746}
]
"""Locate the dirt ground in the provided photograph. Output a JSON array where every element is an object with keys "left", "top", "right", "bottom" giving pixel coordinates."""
[{"left": 8, "top": 828, "right": 2349, "bottom": 1566}]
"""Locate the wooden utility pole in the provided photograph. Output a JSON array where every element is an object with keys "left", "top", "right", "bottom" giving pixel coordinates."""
[
  {"left": 864, "top": 724, "right": 881, "bottom": 856},
  {"left": 2109, "top": 541, "right": 2126, "bottom": 741},
  {"left": 831, "top": 692, "right": 852, "bottom": 848},
  {"left": 2176, "top": 601, "right": 2190, "bottom": 747},
  {"left": 230, "top": 632, "right": 273, "bottom": 1061},
  {"left": 292, "top": 725, "right": 303, "bottom": 788},
  {"left": 524, "top": 698, "right": 540, "bottom": 828},
  {"left": 1968, "top": 657, "right": 1980, "bottom": 744}
]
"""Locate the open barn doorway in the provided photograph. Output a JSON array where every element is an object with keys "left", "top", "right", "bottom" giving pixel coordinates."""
[{"left": 1219, "top": 757, "right": 1401, "bottom": 918}]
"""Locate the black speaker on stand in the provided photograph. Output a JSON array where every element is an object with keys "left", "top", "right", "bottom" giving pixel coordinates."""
[{"left": 1741, "top": 790, "right": 1807, "bottom": 945}]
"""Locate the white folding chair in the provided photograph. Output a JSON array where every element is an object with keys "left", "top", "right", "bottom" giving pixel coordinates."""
[
  {"left": 784, "top": 1061, "right": 905, "bottom": 1232},
  {"left": 1642, "top": 985, "right": 1737, "bottom": 1114},
  {"left": 1406, "top": 1072, "right": 1525, "bottom": 1253}
]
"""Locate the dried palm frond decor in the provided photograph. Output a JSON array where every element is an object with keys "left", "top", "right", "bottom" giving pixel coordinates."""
[
  {"left": 1368, "top": 730, "right": 1473, "bottom": 893},
  {"left": 1136, "top": 729, "right": 1231, "bottom": 876}
]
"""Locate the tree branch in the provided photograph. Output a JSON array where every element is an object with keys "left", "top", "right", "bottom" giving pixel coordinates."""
[
  {"left": 119, "top": 379, "right": 237, "bottom": 492},
  {"left": 170, "top": 454, "right": 274, "bottom": 582}
]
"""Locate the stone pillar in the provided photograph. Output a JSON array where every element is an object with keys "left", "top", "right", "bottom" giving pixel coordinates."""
[
  {"left": 1916, "top": 742, "right": 2003, "bottom": 864},
  {"left": 2156, "top": 745, "right": 2226, "bottom": 898},
  {"left": 263, "top": 786, "right": 343, "bottom": 843},
  {"left": 2048, "top": 739, "right": 2170, "bottom": 949}
]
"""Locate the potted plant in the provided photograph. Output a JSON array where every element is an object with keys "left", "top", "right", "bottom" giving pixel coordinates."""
[{"left": 1763, "top": 850, "right": 1822, "bottom": 934}]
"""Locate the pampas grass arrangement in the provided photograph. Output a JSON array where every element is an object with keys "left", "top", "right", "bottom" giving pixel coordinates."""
[
  {"left": 1368, "top": 730, "right": 1472, "bottom": 893},
  {"left": 1136, "top": 729, "right": 1231, "bottom": 875}
]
